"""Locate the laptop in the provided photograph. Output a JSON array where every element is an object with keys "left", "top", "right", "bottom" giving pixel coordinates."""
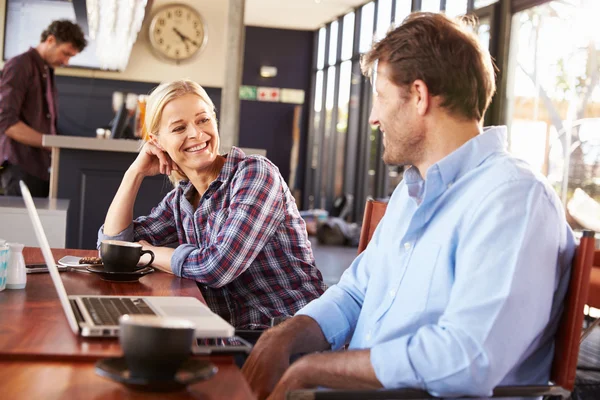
[{"left": 20, "top": 180, "right": 235, "bottom": 338}]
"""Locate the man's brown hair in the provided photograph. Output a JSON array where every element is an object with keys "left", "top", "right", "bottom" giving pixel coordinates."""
[
  {"left": 40, "top": 20, "right": 87, "bottom": 52},
  {"left": 362, "top": 12, "right": 496, "bottom": 121}
]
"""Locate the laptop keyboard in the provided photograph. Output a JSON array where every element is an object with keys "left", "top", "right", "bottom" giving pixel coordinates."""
[{"left": 81, "top": 297, "right": 156, "bottom": 326}]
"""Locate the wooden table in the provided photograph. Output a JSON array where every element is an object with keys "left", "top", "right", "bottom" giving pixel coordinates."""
[{"left": 0, "top": 248, "right": 255, "bottom": 399}]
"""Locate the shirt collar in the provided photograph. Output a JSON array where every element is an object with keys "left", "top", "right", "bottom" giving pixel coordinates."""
[
  {"left": 179, "top": 146, "right": 246, "bottom": 194},
  {"left": 431, "top": 126, "right": 507, "bottom": 187},
  {"left": 216, "top": 146, "right": 245, "bottom": 182},
  {"left": 28, "top": 47, "right": 52, "bottom": 71},
  {"left": 403, "top": 126, "right": 507, "bottom": 203}
]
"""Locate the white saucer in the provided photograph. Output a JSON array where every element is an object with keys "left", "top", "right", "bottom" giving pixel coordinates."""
[{"left": 57, "top": 255, "right": 98, "bottom": 268}]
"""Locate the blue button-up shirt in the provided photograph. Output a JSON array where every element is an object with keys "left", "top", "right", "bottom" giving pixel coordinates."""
[{"left": 297, "top": 126, "right": 575, "bottom": 397}]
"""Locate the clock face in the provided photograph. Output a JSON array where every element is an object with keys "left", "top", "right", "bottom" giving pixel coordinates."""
[{"left": 149, "top": 4, "right": 207, "bottom": 62}]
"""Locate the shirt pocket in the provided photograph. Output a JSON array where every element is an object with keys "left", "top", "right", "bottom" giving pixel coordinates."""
[{"left": 374, "top": 242, "right": 442, "bottom": 322}]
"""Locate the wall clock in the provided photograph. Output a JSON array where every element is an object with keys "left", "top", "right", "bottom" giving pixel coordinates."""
[{"left": 148, "top": 4, "right": 207, "bottom": 63}]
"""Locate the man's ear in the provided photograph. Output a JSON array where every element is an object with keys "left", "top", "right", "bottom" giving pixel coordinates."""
[
  {"left": 412, "top": 79, "right": 430, "bottom": 116},
  {"left": 46, "top": 34, "right": 57, "bottom": 46}
]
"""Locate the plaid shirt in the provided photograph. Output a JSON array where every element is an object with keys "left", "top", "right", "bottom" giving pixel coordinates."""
[{"left": 100, "top": 147, "right": 325, "bottom": 328}]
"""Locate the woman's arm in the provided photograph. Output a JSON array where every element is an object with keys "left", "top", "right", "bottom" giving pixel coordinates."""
[
  {"left": 103, "top": 169, "right": 145, "bottom": 236},
  {"left": 103, "top": 140, "right": 178, "bottom": 236}
]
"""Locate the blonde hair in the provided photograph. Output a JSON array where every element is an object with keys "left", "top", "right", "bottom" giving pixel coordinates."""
[{"left": 145, "top": 79, "right": 217, "bottom": 186}]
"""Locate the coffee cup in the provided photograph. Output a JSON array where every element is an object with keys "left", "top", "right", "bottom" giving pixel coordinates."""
[
  {"left": 100, "top": 240, "right": 154, "bottom": 273},
  {"left": 119, "top": 315, "right": 196, "bottom": 380}
]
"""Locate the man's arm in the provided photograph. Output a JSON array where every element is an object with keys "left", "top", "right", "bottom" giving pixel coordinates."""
[
  {"left": 242, "top": 315, "right": 333, "bottom": 399},
  {"left": 0, "top": 58, "right": 44, "bottom": 147},
  {"left": 5, "top": 121, "right": 44, "bottom": 147},
  {"left": 243, "top": 235, "right": 378, "bottom": 398},
  {"left": 269, "top": 350, "right": 381, "bottom": 399}
]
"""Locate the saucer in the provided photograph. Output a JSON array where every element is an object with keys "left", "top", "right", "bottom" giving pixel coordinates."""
[
  {"left": 85, "top": 265, "right": 154, "bottom": 282},
  {"left": 95, "top": 357, "right": 217, "bottom": 391}
]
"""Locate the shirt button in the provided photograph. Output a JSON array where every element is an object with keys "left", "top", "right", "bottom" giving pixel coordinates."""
[
  {"left": 389, "top": 290, "right": 396, "bottom": 297},
  {"left": 447, "top": 182, "right": 453, "bottom": 189},
  {"left": 365, "top": 330, "right": 372, "bottom": 341},
  {"left": 404, "top": 242, "right": 412, "bottom": 250},
  {"left": 46, "top": 113, "right": 51, "bottom": 119}
]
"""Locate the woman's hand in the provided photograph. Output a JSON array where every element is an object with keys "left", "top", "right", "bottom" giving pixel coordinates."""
[
  {"left": 137, "top": 240, "right": 175, "bottom": 274},
  {"left": 130, "top": 140, "right": 179, "bottom": 177}
]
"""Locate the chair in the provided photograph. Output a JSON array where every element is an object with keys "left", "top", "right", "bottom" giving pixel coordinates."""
[
  {"left": 287, "top": 227, "right": 597, "bottom": 400},
  {"left": 585, "top": 252, "right": 600, "bottom": 309},
  {"left": 357, "top": 200, "right": 388, "bottom": 254}
]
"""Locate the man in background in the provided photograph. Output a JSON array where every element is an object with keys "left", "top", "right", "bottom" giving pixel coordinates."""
[{"left": 0, "top": 19, "right": 87, "bottom": 197}]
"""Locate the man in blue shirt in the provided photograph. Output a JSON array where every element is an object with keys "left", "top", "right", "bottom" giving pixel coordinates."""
[{"left": 242, "top": 12, "right": 575, "bottom": 400}]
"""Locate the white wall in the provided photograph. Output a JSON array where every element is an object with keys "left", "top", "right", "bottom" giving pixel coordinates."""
[{"left": 0, "top": 0, "right": 229, "bottom": 87}]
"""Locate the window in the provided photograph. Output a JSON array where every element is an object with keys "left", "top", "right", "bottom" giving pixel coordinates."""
[
  {"left": 359, "top": 2, "right": 375, "bottom": 53},
  {"left": 395, "top": 0, "right": 412, "bottom": 24},
  {"left": 341, "top": 12, "right": 355, "bottom": 61},
  {"left": 328, "top": 21, "right": 339, "bottom": 66},
  {"left": 375, "top": 0, "right": 393, "bottom": 41},
  {"left": 475, "top": 0, "right": 498, "bottom": 8},
  {"left": 445, "top": 0, "right": 468, "bottom": 17},
  {"left": 506, "top": 0, "right": 600, "bottom": 204},
  {"left": 421, "top": 0, "right": 441, "bottom": 13},
  {"left": 316, "top": 27, "right": 326, "bottom": 69},
  {"left": 334, "top": 61, "right": 353, "bottom": 197}
]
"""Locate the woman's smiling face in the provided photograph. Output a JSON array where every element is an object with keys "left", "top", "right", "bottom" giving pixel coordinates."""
[{"left": 155, "top": 93, "right": 220, "bottom": 173}]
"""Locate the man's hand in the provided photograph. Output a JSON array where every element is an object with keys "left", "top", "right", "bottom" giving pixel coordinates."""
[
  {"left": 242, "top": 329, "right": 292, "bottom": 399},
  {"left": 265, "top": 354, "right": 314, "bottom": 400}
]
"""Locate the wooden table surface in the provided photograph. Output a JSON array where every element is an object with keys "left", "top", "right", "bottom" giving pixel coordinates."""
[
  {"left": 0, "top": 248, "right": 255, "bottom": 400},
  {"left": 0, "top": 247, "right": 207, "bottom": 359}
]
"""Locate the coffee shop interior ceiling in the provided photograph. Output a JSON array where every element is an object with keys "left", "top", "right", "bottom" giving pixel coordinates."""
[{"left": 0, "top": 0, "right": 368, "bottom": 86}]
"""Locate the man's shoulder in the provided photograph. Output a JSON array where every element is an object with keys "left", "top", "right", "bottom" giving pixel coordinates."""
[
  {"left": 473, "top": 152, "right": 558, "bottom": 203},
  {"left": 3, "top": 50, "right": 36, "bottom": 74},
  {"left": 7, "top": 49, "right": 36, "bottom": 64}
]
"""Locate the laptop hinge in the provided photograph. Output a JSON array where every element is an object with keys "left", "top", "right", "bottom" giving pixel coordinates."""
[{"left": 69, "top": 299, "right": 85, "bottom": 325}]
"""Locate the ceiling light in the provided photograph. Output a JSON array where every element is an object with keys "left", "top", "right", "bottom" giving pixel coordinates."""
[{"left": 86, "top": 0, "right": 148, "bottom": 71}]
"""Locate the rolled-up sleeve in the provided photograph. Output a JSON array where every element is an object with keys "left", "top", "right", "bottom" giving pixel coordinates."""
[
  {"left": 97, "top": 187, "right": 179, "bottom": 249},
  {"left": 297, "top": 227, "right": 378, "bottom": 350}
]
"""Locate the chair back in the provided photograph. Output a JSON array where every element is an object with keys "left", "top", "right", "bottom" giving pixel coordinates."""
[
  {"left": 551, "top": 230, "right": 596, "bottom": 390},
  {"left": 357, "top": 200, "right": 387, "bottom": 254}
]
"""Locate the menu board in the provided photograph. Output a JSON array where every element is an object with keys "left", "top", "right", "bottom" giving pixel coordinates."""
[{"left": 3, "top": 0, "right": 102, "bottom": 69}]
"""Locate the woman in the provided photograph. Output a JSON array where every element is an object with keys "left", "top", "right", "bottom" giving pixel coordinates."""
[{"left": 98, "top": 79, "right": 326, "bottom": 329}]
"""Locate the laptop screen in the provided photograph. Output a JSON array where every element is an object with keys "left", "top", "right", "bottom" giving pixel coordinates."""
[{"left": 19, "top": 180, "right": 80, "bottom": 334}]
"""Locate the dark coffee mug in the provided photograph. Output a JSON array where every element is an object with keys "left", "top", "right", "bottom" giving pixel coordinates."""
[
  {"left": 119, "top": 315, "right": 196, "bottom": 380},
  {"left": 100, "top": 240, "right": 154, "bottom": 273}
]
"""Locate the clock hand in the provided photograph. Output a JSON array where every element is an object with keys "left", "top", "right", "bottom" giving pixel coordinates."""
[
  {"left": 185, "top": 37, "right": 200, "bottom": 47},
  {"left": 173, "top": 27, "right": 200, "bottom": 47},
  {"left": 172, "top": 27, "right": 186, "bottom": 42}
]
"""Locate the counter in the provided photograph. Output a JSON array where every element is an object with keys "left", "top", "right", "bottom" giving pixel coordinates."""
[
  {"left": 0, "top": 196, "right": 69, "bottom": 247},
  {"left": 42, "top": 135, "right": 266, "bottom": 249},
  {"left": 43, "top": 135, "right": 266, "bottom": 198}
]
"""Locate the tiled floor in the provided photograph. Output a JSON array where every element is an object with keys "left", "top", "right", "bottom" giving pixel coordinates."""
[
  {"left": 576, "top": 325, "right": 600, "bottom": 399},
  {"left": 309, "top": 237, "right": 358, "bottom": 287}
]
